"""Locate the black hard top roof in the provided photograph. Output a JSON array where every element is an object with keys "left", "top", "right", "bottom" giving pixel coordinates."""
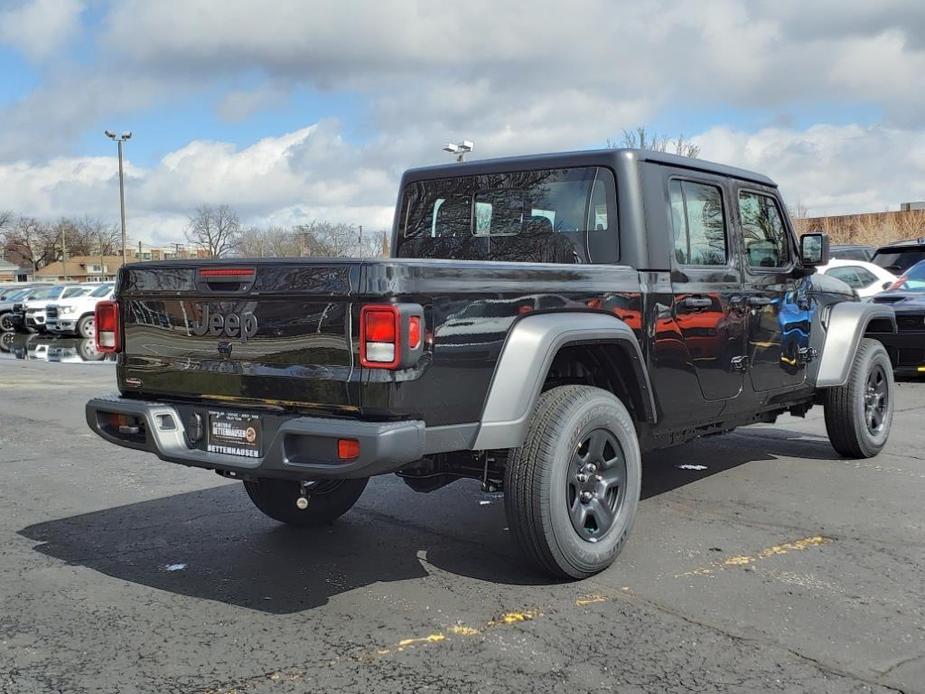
[
  {"left": 402, "top": 148, "right": 776, "bottom": 187},
  {"left": 877, "top": 237, "right": 925, "bottom": 251}
]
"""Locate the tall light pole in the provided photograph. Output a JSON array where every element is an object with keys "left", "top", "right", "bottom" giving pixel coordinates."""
[{"left": 105, "top": 130, "right": 132, "bottom": 265}]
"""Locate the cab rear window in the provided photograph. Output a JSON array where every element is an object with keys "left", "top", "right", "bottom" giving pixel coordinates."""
[{"left": 396, "top": 167, "right": 617, "bottom": 263}]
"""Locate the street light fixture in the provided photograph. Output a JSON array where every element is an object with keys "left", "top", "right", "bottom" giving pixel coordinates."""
[
  {"left": 105, "top": 130, "right": 132, "bottom": 265},
  {"left": 443, "top": 140, "right": 474, "bottom": 163}
]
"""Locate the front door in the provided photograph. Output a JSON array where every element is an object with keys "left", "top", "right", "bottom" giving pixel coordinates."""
[
  {"left": 735, "top": 188, "right": 810, "bottom": 392},
  {"left": 668, "top": 177, "right": 747, "bottom": 401}
]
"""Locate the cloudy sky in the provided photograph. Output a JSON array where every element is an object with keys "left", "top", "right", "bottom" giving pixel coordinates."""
[{"left": 2, "top": 0, "right": 925, "bottom": 247}]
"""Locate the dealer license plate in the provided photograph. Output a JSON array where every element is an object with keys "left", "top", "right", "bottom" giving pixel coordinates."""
[{"left": 207, "top": 411, "right": 262, "bottom": 458}]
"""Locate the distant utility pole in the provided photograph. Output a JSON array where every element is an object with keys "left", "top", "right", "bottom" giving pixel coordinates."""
[
  {"left": 61, "top": 226, "right": 68, "bottom": 281},
  {"left": 98, "top": 230, "right": 106, "bottom": 279},
  {"left": 443, "top": 140, "right": 474, "bottom": 163},
  {"left": 104, "top": 130, "right": 132, "bottom": 265}
]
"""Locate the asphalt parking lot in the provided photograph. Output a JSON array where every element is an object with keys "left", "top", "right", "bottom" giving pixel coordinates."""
[{"left": 1, "top": 359, "right": 923, "bottom": 694}]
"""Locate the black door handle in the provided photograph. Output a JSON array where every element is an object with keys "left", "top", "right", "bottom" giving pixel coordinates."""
[
  {"left": 681, "top": 296, "right": 713, "bottom": 309},
  {"left": 747, "top": 296, "right": 774, "bottom": 307}
]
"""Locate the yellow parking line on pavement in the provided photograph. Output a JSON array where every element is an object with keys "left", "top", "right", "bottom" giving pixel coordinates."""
[{"left": 677, "top": 535, "right": 833, "bottom": 577}]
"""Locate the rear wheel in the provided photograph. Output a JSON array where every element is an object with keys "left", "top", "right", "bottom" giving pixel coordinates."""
[
  {"left": 77, "top": 314, "right": 94, "bottom": 339},
  {"left": 823, "top": 338, "right": 894, "bottom": 458},
  {"left": 504, "top": 385, "right": 641, "bottom": 579},
  {"left": 0, "top": 313, "right": 14, "bottom": 332},
  {"left": 243, "top": 477, "right": 368, "bottom": 527}
]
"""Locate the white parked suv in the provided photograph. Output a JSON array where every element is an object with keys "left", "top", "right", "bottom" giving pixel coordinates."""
[
  {"left": 46, "top": 283, "right": 114, "bottom": 338},
  {"left": 21, "top": 284, "right": 93, "bottom": 332}
]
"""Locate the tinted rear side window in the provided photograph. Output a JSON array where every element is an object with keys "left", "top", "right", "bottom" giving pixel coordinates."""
[
  {"left": 396, "top": 167, "right": 617, "bottom": 263},
  {"left": 669, "top": 180, "right": 727, "bottom": 265}
]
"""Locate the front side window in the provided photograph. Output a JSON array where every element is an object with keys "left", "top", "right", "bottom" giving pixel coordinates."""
[
  {"left": 738, "top": 191, "right": 791, "bottom": 268},
  {"left": 669, "top": 179, "right": 727, "bottom": 265},
  {"left": 62, "top": 286, "right": 90, "bottom": 299},
  {"left": 397, "top": 166, "right": 617, "bottom": 263}
]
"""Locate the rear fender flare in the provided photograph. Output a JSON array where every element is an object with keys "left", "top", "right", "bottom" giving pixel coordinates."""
[
  {"left": 813, "top": 302, "right": 896, "bottom": 387},
  {"left": 472, "top": 312, "right": 655, "bottom": 450}
]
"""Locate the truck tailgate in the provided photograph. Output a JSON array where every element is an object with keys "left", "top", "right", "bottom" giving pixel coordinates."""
[{"left": 118, "top": 261, "right": 362, "bottom": 413}]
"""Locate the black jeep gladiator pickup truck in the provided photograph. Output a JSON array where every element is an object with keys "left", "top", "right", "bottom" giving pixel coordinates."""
[{"left": 87, "top": 149, "right": 898, "bottom": 578}]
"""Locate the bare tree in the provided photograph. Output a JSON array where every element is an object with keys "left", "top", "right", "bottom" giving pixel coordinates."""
[
  {"left": 186, "top": 204, "right": 242, "bottom": 258},
  {"left": 609, "top": 126, "right": 700, "bottom": 158},
  {"left": 1, "top": 217, "right": 57, "bottom": 270},
  {"left": 237, "top": 226, "right": 301, "bottom": 257},
  {"left": 292, "top": 221, "right": 383, "bottom": 258}
]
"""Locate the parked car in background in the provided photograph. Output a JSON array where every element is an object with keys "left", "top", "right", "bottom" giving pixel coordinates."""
[
  {"left": 0, "top": 287, "right": 38, "bottom": 332},
  {"left": 17, "top": 284, "right": 93, "bottom": 333},
  {"left": 830, "top": 243, "right": 874, "bottom": 262},
  {"left": 816, "top": 259, "right": 897, "bottom": 299},
  {"left": 869, "top": 260, "right": 925, "bottom": 377},
  {"left": 872, "top": 237, "right": 925, "bottom": 275},
  {"left": 47, "top": 283, "right": 114, "bottom": 338}
]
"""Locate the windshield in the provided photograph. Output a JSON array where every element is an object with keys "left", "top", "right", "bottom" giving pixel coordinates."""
[
  {"left": 1, "top": 288, "right": 29, "bottom": 301},
  {"left": 873, "top": 248, "right": 925, "bottom": 274},
  {"left": 396, "top": 166, "right": 617, "bottom": 263},
  {"left": 90, "top": 284, "right": 113, "bottom": 298},
  {"left": 28, "top": 286, "right": 63, "bottom": 300},
  {"left": 892, "top": 261, "right": 925, "bottom": 291}
]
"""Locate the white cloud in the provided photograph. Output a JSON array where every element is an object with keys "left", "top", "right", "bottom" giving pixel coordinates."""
[
  {"left": 695, "top": 124, "right": 925, "bottom": 215},
  {"left": 0, "top": 121, "right": 400, "bottom": 245},
  {"left": 4, "top": 120, "right": 925, "bottom": 250},
  {"left": 0, "top": 0, "right": 84, "bottom": 60},
  {"left": 3, "top": 0, "right": 925, "bottom": 238}
]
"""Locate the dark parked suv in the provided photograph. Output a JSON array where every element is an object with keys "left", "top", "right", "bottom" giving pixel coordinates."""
[{"left": 87, "top": 149, "right": 898, "bottom": 578}]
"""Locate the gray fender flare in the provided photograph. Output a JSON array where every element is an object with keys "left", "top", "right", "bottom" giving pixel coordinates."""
[
  {"left": 813, "top": 302, "right": 896, "bottom": 388},
  {"left": 472, "top": 312, "right": 656, "bottom": 450}
]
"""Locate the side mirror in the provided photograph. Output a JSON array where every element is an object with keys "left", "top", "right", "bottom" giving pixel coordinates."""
[
  {"left": 800, "top": 232, "right": 829, "bottom": 267},
  {"left": 882, "top": 281, "right": 892, "bottom": 290}
]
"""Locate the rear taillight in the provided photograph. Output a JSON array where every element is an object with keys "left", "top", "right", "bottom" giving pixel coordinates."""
[
  {"left": 359, "top": 303, "right": 424, "bottom": 369},
  {"left": 360, "top": 305, "right": 400, "bottom": 367},
  {"left": 95, "top": 300, "right": 121, "bottom": 353}
]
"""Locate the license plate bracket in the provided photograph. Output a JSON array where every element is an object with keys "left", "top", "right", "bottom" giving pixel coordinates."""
[{"left": 207, "top": 410, "right": 262, "bottom": 458}]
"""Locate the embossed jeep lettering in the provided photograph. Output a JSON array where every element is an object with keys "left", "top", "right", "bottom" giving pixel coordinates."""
[{"left": 190, "top": 304, "right": 258, "bottom": 342}]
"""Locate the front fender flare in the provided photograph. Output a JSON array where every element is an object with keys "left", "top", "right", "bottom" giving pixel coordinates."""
[
  {"left": 813, "top": 302, "right": 896, "bottom": 388},
  {"left": 472, "top": 312, "right": 655, "bottom": 450}
]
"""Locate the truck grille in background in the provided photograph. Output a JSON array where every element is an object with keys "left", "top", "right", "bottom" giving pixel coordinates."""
[
  {"left": 46, "top": 307, "right": 59, "bottom": 319},
  {"left": 896, "top": 314, "right": 925, "bottom": 333}
]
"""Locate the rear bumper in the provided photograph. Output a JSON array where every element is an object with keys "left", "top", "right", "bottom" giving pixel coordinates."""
[{"left": 86, "top": 396, "right": 428, "bottom": 480}]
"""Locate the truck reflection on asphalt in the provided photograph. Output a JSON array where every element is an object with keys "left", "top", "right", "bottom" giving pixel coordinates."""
[{"left": 0, "top": 333, "right": 116, "bottom": 363}]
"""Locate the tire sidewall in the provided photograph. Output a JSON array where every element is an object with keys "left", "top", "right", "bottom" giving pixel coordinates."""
[
  {"left": 78, "top": 315, "right": 94, "bottom": 339},
  {"left": 851, "top": 342, "right": 894, "bottom": 453},
  {"left": 543, "top": 391, "right": 641, "bottom": 576}
]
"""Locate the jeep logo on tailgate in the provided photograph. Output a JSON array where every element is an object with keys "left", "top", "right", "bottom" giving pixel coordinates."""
[{"left": 190, "top": 304, "right": 259, "bottom": 342}]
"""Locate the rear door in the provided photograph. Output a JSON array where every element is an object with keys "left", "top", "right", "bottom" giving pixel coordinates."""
[
  {"left": 667, "top": 175, "right": 747, "bottom": 401},
  {"left": 734, "top": 187, "right": 809, "bottom": 391}
]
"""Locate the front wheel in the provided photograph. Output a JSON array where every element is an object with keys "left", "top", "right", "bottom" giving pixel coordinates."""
[
  {"left": 77, "top": 314, "right": 95, "bottom": 339},
  {"left": 504, "top": 385, "right": 642, "bottom": 579},
  {"left": 823, "top": 338, "right": 894, "bottom": 458},
  {"left": 0, "top": 313, "right": 14, "bottom": 332},
  {"left": 243, "top": 477, "right": 368, "bottom": 527}
]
